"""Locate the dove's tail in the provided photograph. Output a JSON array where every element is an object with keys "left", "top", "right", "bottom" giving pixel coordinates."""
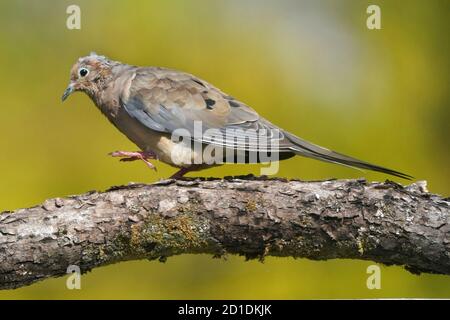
[{"left": 283, "top": 131, "right": 413, "bottom": 180}]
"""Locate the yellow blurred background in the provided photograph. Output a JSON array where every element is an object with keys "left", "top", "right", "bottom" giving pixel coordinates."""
[{"left": 0, "top": 0, "right": 448, "bottom": 299}]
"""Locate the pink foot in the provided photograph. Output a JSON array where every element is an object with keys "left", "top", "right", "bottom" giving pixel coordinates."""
[{"left": 109, "top": 150, "right": 157, "bottom": 171}]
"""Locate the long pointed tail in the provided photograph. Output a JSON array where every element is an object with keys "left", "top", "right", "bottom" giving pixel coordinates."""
[{"left": 283, "top": 131, "right": 413, "bottom": 180}]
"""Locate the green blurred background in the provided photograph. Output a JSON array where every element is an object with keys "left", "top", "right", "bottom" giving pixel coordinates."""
[{"left": 0, "top": 0, "right": 449, "bottom": 299}]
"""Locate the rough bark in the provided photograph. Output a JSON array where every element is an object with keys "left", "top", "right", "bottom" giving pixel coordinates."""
[{"left": 0, "top": 176, "right": 449, "bottom": 290}]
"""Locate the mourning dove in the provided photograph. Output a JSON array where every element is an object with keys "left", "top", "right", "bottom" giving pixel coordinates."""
[{"left": 62, "top": 53, "right": 411, "bottom": 179}]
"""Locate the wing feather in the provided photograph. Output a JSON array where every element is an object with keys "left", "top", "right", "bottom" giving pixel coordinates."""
[{"left": 121, "top": 68, "right": 287, "bottom": 152}]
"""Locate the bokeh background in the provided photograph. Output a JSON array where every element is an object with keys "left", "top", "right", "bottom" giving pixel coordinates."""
[{"left": 0, "top": 0, "right": 449, "bottom": 299}]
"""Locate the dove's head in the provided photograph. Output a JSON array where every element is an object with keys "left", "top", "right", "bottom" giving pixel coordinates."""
[{"left": 62, "top": 53, "right": 117, "bottom": 101}]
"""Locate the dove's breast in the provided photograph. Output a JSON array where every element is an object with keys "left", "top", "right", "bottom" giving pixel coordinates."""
[
  {"left": 111, "top": 107, "right": 203, "bottom": 168},
  {"left": 94, "top": 68, "right": 213, "bottom": 169}
]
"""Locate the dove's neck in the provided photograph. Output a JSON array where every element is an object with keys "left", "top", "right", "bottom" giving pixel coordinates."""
[{"left": 90, "top": 64, "right": 137, "bottom": 119}]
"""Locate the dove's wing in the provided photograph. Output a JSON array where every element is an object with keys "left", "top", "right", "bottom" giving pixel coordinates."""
[
  {"left": 121, "top": 67, "right": 294, "bottom": 152},
  {"left": 121, "top": 67, "right": 412, "bottom": 179}
]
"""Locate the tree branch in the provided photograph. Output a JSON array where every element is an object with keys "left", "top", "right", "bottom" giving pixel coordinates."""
[{"left": 0, "top": 176, "right": 449, "bottom": 289}]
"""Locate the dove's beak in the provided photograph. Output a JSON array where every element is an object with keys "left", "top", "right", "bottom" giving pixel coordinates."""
[{"left": 61, "top": 84, "right": 74, "bottom": 102}]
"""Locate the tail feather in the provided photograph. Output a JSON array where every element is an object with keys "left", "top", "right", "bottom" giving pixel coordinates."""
[{"left": 284, "top": 131, "right": 412, "bottom": 180}]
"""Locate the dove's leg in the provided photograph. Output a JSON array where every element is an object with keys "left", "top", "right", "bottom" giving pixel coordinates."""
[
  {"left": 169, "top": 167, "right": 192, "bottom": 179},
  {"left": 109, "top": 151, "right": 157, "bottom": 170}
]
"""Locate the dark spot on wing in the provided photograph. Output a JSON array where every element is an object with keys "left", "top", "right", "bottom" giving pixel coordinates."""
[
  {"left": 205, "top": 98, "right": 216, "bottom": 110},
  {"left": 229, "top": 100, "right": 240, "bottom": 108},
  {"left": 192, "top": 79, "right": 206, "bottom": 88}
]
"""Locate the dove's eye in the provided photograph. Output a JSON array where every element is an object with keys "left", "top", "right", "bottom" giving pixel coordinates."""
[{"left": 78, "top": 68, "right": 89, "bottom": 77}]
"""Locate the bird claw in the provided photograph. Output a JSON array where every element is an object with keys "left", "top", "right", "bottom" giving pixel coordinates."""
[
  {"left": 142, "top": 159, "right": 157, "bottom": 171},
  {"left": 109, "top": 150, "right": 157, "bottom": 171}
]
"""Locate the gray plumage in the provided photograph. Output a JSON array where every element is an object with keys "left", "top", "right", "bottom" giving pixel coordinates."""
[{"left": 62, "top": 53, "right": 411, "bottom": 179}]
